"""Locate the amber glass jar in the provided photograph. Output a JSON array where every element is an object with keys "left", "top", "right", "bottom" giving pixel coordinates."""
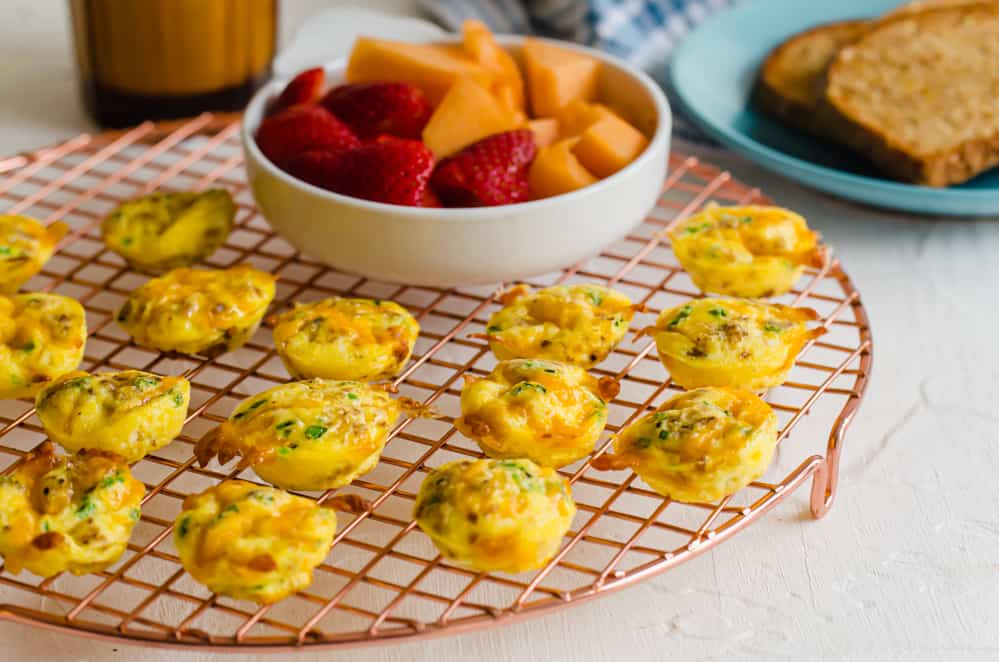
[{"left": 69, "top": 0, "right": 278, "bottom": 127}]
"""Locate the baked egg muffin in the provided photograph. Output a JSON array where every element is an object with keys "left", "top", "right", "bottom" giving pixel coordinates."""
[
  {"left": 455, "top": 359, "right": 616, "bottom": 468},
  {"left": 0, "top": 293, "right": 87, "bottom": 399},
  {"left": 414, "top": 458, "right": 576, "bottom": 573},
  {"left": 195, "top": 379, "right": 401, "bottom": 491},
  {"left": 174, "top": 480, "right": 337, "bottom": 604},
  {"left": 270, "top": 297, "right": 420, "bottom": 382},
  {"left": 0, "top": 215, "right": 68, "bottom": 294},
  {"left": 612, "top": 387, "right": 778, "bottom": 503},
  {"left": 116, "top": 264, "right": 276, "bottom": 357},
  {"left": 669, "top": 205, "right": 826, "bottom": 298},
  {"left": 101, "top": 190, "right": 235, "bottom": 275},
  {"left": 648, "top": 297, "right": 825, "bottom": 390},
  {"left": 484, "top": 284, "right": 635, "bottom": 368},
  {"left": 0, "top": 442, "right": 144, "bottom": 577},
  {"left": 36, "top": 370, "right": 190, "bottom": 462}
]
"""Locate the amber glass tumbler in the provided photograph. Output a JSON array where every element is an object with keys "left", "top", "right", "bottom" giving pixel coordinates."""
[{"left": 69, "top": 0, "right": 278, "bottom": 127}]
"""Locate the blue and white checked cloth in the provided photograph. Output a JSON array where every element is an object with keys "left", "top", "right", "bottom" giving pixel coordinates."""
[{"left": 417, "top": 0, "right": 740, "bottom": 143}]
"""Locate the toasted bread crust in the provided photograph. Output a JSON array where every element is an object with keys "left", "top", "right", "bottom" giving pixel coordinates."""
[{"left": 818, "top": 4, "right": 999, "bottom": 186}]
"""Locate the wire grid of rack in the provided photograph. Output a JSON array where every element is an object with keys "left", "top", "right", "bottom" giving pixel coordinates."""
[{"left": 0, "top": 113, "right": 872, "bottom": 651}]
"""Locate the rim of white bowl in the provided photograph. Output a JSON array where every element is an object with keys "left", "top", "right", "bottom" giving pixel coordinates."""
[{"left": 241, "top": 35, "right": 672, "bottom": 221}]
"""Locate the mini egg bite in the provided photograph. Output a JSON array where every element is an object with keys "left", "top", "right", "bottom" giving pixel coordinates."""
[
  {"left": 0, "top": 215, "right": 68, "bottom": 294},
  {"left": 648, "top": 297, "right": 825, "bottom": 391},
  {"left": 611, "top": 387, "right": 778, "bottom": 503},
  {"left": 174, "top": 480, "right": 338, "bottom": 604},
  {"left": 414, "top": 458, "right": 576, "bottom": 574},
  {"left": 36, "top": 370, "right": 190, "bottom": 462},
  {"left": 270, "top": 297, "right": 420, "bottom": 382},
  {"left": 116, "top": 264, "right": 276, "bottom": 357},
  {"left": 101, "top": 189, "right": 235, "bottom": 275},
  {"left": 196, "top": 379, "right": 403, "bottom": 491},
  {"left": 0, "top": 442, "right": 144, "bottom": 577},
  {"left": 0, "top": 292, "right": 87, "bottom": 399},
  {"left": 669, "top": 205, "right": 826, "bottom": 298},
  {"left": 456, "top": 358, "right": 616, "bottom": 468},
  {"left": 484, "top": 284, "right": 635, "bottom": 368}
]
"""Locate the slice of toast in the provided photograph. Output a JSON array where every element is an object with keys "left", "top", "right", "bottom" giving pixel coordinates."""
[{"left": 818, "top": 4, "right": 999, "bottom": 186}]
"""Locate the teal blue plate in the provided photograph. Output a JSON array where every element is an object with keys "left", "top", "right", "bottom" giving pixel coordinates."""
[{"left": 668, "top": 0, "right": 999, "bottom": 217}]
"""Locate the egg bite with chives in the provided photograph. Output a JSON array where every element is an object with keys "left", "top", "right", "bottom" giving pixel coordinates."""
[
  {"left": 483, "top": 284, "right": 636, "bottom": 368},
  {"left": 195, "top": 379, "right": 407, "bottom": 491},
  {"left": 455, "top": 358, "right": 617, "bottom": 468},
  {"left": 609, "top": 387, "right": 778, "bottom": 503},
  {"left": 101, "top": 189, "right": 236, "bottom": 275},
  {"left": 35, "top": 370, "right": 190, "bottom": 462},
  {"left": 0, "top": 215, "right": 68, "bottom": 294},
  {"left": 0, "top": 292, "right": 87, "bottom": 399},
  {"left": 174, "top": 480, "right": 338, "bottom": 604},
  {"left": 413, "top": 458, "right": 576, "bottom": 573},
  {"left": 269, "top": 297, "right": 420, "bottom": 382},
  {"left": 116, "top": 264, "right": 276, "bottom": 357},
  {"left": 647, "top": 297, "right": 825, "bottom": 391},
  {"left": 669, "top": 205, "right": 826, "bottom": 298},
  {"left": 0, "top": 442, "right": 145, "bottom": 577}
]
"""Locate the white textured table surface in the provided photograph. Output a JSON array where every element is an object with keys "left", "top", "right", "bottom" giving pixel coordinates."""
[{"left": 1, "top": 2, "right": 997, "bottom": 661}]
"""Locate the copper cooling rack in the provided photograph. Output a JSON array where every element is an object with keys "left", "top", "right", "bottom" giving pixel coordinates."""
[{"left": 0, "top": 113, "right": 872, "bottom": 651}]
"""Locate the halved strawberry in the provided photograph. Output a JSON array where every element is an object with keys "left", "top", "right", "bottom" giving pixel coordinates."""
[
  {"left": 431, "top": 129, "right": 537, "bottom": 207},
  {"left": 256, "top": 105, "right": 360, "bottom": 168},
  {"left": 321, "top": 82, "right": 432, "bottom": 139},
  {"left": 284, "top": 150, "right": 348, "bottom": 190},
  {"left": 270, "top": 67, "right": 325, "bottom": 114},
  {"left": 329, "top": 136, "right": 435, "bottom": 207}
]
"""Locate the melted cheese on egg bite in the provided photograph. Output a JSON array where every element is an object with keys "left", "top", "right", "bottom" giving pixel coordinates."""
[
  {"left": 669, "top": 205, "right": 826, "bottom": 298},
  {"left": 174, "top": 480, "right": 337, "bottom": 604},
  {"left": 414, "top": 458, "right": 575, "bottom": 573},
  {"left": 0, "top": 215, "right": 68, "bottom": 294},
  {"left": 0, "top": 293, "right": 86, "bottom": 399},
  {"left": 484, "top": 284, "right": 635, "bottom": 368},
  {"left": 0, "top": 442, "right": 144, "bottom": 577},
  {"left": 36, "top": 370, "right": 190, "bottom": 462},
  {"left": 101, "top": 190, "right": 235, "bottom": 275},
  {"left": 613, "top": 387, "right": 778, "bottom": 503},
  {"left": 270, "top": 297, "right": 420, "bottom": 382},
  {"left": 195, "top": 379, "right": 401, "bottom": 491},
  {"left": 649, "top": 297, "right": 825, "bottom": 391},
  {"left": 116, "top": 264, "right": 275, "bottom": 357},
  {"left": 456, "top": 359, "right": 613, "bottom": 468}
]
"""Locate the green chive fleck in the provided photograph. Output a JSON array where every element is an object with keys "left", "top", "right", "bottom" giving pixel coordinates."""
[
  {"left": 486, "top": 325, "right": 502, "bottom": 333},
  {"left": 122, "top": 237, "right": 133, "bottom": 247},
  {"left": 21, "top": 340, "right": 35, "bottom": 352},
  {"left": 133, "top": 376, "right": 159, "bottom": 389},
  {"left": 634, "top": 437, "right": 653, "bottom": 449},
  {"left": 586, "top": 290, "right": 604, "bottom": 306},
  {"left": 509, "top": 382, "right": 547, "bottom": 396},
  {"left": 763, "top": 322, "right": 784, "bottom": 333},
  {"left": 177, "top": 517, "right": 190, "bottom": 538},
  {"left": 304, "top": 425, "right": 327, "bottom": 439},
  {"left": 668, "top": 305, "right": 693, "bottom": 327},
  {"left": 346, "top": 392, "right": 359, "bottom": 401},
  {"left": 708, "top": 308, "right": 727, "bottom": 318},
  {"left": 0, "top": 246, "right": 11, "bottom": 255},
  {"left": 658, "top": 429, "right": 669, "bottom": 440},
  {"left": 172, "top": 391, "right": 185, "bottom": 407}
]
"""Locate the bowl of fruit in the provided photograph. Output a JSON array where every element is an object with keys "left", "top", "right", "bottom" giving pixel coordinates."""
[{"left": 241, "top": 21, "right": 671, "bottom": 287}]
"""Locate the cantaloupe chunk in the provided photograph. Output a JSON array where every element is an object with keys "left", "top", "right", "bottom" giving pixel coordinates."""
[
  {"left": 528, "top": 138, "right": 599, "bottom": 199},
  {"left": 422, "top": 78, "right": 519, "bottom": 158},
  {"left": 347, "top": 37, "right": 492, "bottom": 105},
  {"left": 523, "top": 38, "right": 601, "bottom": 118},
  {"left": 557, "top": 99, "right": 618, "bottom": 138},
  {"left": 463, "top": 20, "right": 526, "bottom": 115},
  {"left": 526, "top": 118, "right": 559, "bottom": 149},
  {"left": 572, "top": 114, "right": 649, "bottom": 178}
]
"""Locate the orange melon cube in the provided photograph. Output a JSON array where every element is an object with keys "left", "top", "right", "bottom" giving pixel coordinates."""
[
  {"left": 422, "top": 78, "right": 519, "bottom": 158},
  {"left": 523, "top": 38, "right": 601, "bottom": 118},
  {"left": 557, "top": 99, "right": 618, "bottom": 138},
  {"left": 347, "top": 37, "right": 492, "bottom": 105},
  {"left": 528, "top": 138, "right": 599, "bottom": 199},
  {"left": 526, "top": 118, "right": 559, "bottom": 149},
  {"left": 572, "top": 114, "right": 650, "bottom": 178},
  {"left": 463, "top": 20, "right": 526, "bottom": 114}
]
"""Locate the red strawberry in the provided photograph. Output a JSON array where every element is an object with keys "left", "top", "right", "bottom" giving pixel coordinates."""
[
  {"left": 321, "top": 82, "right": 432, "bottom": 139},
  {"left": 271, "top": 67, "right": 325, "bottom": 114},
  {"left": 329, "top": 136, "right": 434, "bottom": 206},
  {"left": 284, "top": 150, "right": 348, "bottom": 190},
  {"left": 431, "top": 130, "right": 537, "bottom": 207},
  {"left": 421, "top": 187, "right": 443, "bottom": 208},
  {"left": 256, "top": 105, "right": 359, "bottom": 168}
]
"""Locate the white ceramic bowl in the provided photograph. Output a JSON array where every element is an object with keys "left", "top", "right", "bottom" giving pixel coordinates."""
[{"left": 241, "top": 36, "right": 671, "bottom": 287}]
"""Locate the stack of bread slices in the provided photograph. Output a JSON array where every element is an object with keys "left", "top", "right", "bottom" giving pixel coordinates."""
[{"left": 754, "top": 0, "right": 999, "bottom": 187}]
